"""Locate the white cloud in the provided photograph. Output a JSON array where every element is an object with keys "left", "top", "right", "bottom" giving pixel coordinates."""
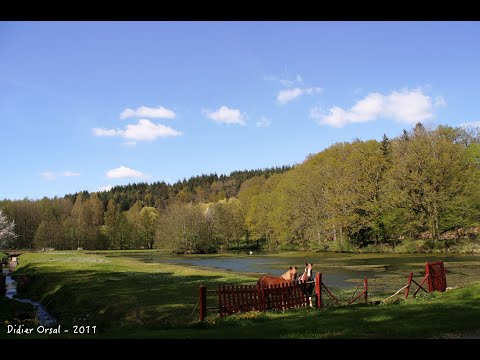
[
  {"left": 264, "top": 73, "right": 303, "bottom": 87},
  {"left": 460, "top": 120, "right": 480, "bottom": 128},
  {"left": 202, "top": 106, "right": 246, "bottom": 125},
  {"left": 93, "top": 119, "right": 182, "bottom": 143},
  {"left": 119, "top": 108, "right": 136, "bottom": 119},
  {"left": 277, "top": 88, "right": 303, "bottom": 104},
  {"left": 99, "top": 185, "right": 113, "bottom": 192},
  {"left": 41, "top": 171, "right": 80, "bottom": 181},
  {"left": 62, "top": 171, "right": 80, "bottom": 177},
  {"left": 256, "top": 116, "right": 272, "bottom": 128},
  {"left": 41, "top": 172, "right": 56, "bottom": 181},
  {"left": 93, "top": 128, "right": 122, "bottom": 137},
  {"left": 120, "top": 105, "right": 176, "bottom": 120},
  {"left": 277, "top": 87, "right": 322, "bottom": 105},
  {"left": 265, "top": 72, "right": 321, "bottom": 105},
  {"left": 106, "top": 166, "right": 147, "bottom": 179},
  {"left": 123, "top": 119, "right": 182, "bottom": 141},
  {"left": 311, "top": 88, "right": 444, "bottom": 128}
]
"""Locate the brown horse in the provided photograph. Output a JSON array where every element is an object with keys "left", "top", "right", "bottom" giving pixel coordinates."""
[
  {"left": 257, "top": 266, "right": 298, "bottom": 287},
  {"left": 257, "top": 266, "right": 298, "bottom": 310},
  {"left": 298, "top": 263, "right": 314, "bottom": 307}
]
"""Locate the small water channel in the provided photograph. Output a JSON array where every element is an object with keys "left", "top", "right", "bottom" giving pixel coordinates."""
[{"left": 2, "top": 268, "right": 57, "bottom": 326}]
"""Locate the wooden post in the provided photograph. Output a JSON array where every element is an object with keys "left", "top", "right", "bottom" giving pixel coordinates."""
[
  {"left": 232, "top": 285, "right": 237, "bottom": 313},
  {"left": 426, "top": 262, "right": 432, "bottom": 292},
  {"left": 252, "top": 285, "right": 258, "bottom": 311},
  {"left": 258, "top": 285, "right": 264, "bottom": 311},
  {"left": 272, "top": 284, "right": 278, "bottom": 310},
  {"left": 315, "top": 273, "right": 322, "bottom": 308},
  {"left": 441, "top": 262, "right": 447, "bottom": 291},
  {"left": 248, "top": 285, "right": 253, "bottom": 311},
  {"left": 263, "top": 285, "right": 268, "bottom": 310},
  {"left": 364, "top": 276, "right": 368, "bottom": 303},
  {"left": 296, "top": 282, "right": 301, "bottom": 307},
  {"left": 218, "top": 286, "right": 223, "bottom": 317},
  {"left": 199, "top": 285, "right": 206, "bottom": 321},
  {"left": 405, "top": 272, "right": 413, "bottom": 299}
]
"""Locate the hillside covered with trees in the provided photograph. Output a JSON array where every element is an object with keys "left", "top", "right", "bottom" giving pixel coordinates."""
[{"left": 1, "top": 123, "right": 480, "bottom": 253}]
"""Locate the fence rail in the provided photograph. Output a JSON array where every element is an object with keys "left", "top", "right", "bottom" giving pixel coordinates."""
[
  {"left": 200, "top": 273, "right": 359, "bottom": 320},
  {"left": 200, "top": 280, "right": 317, "bottom": 320},
  {"left": 199, "top": 261, "right": 446, "bottom": 321}
]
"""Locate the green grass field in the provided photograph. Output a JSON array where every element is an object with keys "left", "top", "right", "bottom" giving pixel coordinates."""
[{"left": 1, "top": 250, "right": 479, "bottom": 339}]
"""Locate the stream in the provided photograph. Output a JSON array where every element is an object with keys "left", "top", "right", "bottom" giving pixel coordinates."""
[{"left": 2, "top": 268, "right": 57, "bottom": 326}]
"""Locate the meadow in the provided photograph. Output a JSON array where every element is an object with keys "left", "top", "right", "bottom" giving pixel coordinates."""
[{"left": 1, "top": 250, "right": 479, "bottom": 339}]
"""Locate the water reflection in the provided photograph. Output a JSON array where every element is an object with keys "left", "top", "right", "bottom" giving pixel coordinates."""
[
  {"left": 109, "top": 251, "right": 480, "bottom": 288},
  {"left": 160, "top": 256, "right": 377, "bottom": 287}
]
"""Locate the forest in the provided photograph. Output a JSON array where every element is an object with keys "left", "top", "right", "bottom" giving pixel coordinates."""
[{"left": 1, "top": 123, "right": 480, "bottom": 253}]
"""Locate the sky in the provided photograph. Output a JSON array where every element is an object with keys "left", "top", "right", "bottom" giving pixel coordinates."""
[{"left": 1, "top": 21, "right": 480, "bottom": 200}]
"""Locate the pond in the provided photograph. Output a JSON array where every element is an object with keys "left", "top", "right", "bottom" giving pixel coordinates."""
[{"left": 107, "top": 251, "right": 480, "bottom": 289}]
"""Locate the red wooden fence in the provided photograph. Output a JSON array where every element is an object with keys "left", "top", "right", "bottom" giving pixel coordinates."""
[
  {"left": 217, "top": 281, "right": 311, "bottom": 316},
  {"left": 426, "top": 261, "right": 447, "bottom": 292},
  {"left": 199, "top": 280, "right": 314, "bottom": 320},
  {"left": 384, "top": 261, "right": 447, "bottom": 302},
  {"left": 200, "top": 262, "right": 447, "bottom": 320}
]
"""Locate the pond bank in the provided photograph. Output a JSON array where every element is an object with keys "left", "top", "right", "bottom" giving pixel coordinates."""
[{"left": 106, "top": 250, "right": 480, "bottom": 289}]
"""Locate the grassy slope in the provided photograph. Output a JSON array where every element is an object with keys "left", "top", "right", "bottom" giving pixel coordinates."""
[
  {"left": 0, "top": 297, "right": 36, "bottom": 326},
  {"left": 2, "top": 250, "right": 479, "bottom": 339},
  {"left": 5, "top": 250, "right": 256, "bottom": 338},
  {"left": 152, "top": 285, "right": 480, "bottom": 339}
]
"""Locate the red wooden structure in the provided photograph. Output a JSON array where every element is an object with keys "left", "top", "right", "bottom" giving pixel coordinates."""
[
  {"left": 315, "top": 273, "right": 322, "bottom": 308},
  {"left": 199, "top": 280, "right": 315, "bottom": 320},
  {"left": 316, "top": 272, "right": 368, "bottom": 308},
  {"left": 199, "top": 285, "right": 207, "bottom": 321},
  {"left": 426, "top": 261, "right": 447, "bottom": 292},
  {"left": 200, "top": 272, "right": 370, "bottom": 320},
  {"left": 384, "top": 261, "right": 447, "bottom": 302},
  {"left": 200, "top": 261, "right": 447, "bottom": 320},
  {"left": 217, "top": 282, "right": 312, "bottom": 317}
]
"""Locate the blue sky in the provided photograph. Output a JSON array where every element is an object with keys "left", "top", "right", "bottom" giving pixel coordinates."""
[{"left": 1, "top": 21, "right": 480, "bottom": 200}]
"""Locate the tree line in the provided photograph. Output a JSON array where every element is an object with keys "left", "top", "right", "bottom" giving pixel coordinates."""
[
  {"left": 1, "top": 124, "right": 480, "bottom": 253},
  {"left": 0, "top": 167, "right": 290, "bottom": 251}
]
